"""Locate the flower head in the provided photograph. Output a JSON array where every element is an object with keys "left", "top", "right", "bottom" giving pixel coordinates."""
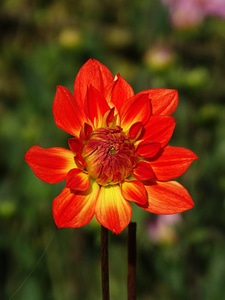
[
  {"left": 25, "top": 59, "right": 197, "bottom": 234},
  {"left": 161, "top": 0, "right": 225, "bottom": 29}
]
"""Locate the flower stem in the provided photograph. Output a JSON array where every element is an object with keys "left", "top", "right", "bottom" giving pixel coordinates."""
[
  {"left": 101, "top": 225, "right": 110, "bottom": 300},
  {"left": 127, "top": 222, "right": 136, "bottom": 300}
]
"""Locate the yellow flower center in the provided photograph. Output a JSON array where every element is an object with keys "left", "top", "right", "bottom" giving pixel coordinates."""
[{"left": 82, "top": 126, "right": 137, "bottom": 186}]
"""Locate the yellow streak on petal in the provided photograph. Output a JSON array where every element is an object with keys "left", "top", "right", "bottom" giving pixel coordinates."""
[
  {"left": 62, "top": 148, "right": 78, "bottom": 170},
  {"left": 95, "top": 185, "right": 132, "bottom": 234},
  {"left": 53, "top": 180, "right": 100, "bottom": 228}
]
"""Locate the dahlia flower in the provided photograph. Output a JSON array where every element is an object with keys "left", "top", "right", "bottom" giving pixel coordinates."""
[{"left": 25, "top": 59, "right": 197, "bottom": 234}]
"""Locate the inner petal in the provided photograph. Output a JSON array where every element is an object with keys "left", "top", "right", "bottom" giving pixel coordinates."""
[{"left": 82, "top": 126, "right": 137, "bottom": 186}]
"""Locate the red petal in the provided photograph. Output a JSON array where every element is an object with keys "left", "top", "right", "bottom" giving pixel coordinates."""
[
  {"left": 127, "top": 122, "right": 144, "bottom": 141},
  {"left": 68, "top": 137, "right": 83, "bottom": 153},
  {"left": 104, "top": 107, "right": 116, "bottom": 127},
  {"left": 74, "top": 153, "right": 86, "bottom": 168},
  {"left": 139, "top": 89, "right": 178, "bottom": 116},
  {"left": 95, "top": 185, "right": 132, "bottom": 234},
  {"left": 53, "top": 86, "right": 86, "bottom": 136},
  {"left": 142, "top": 181, "right": 194, "bottom": 214},
  {"left": 52, "top": 181, "right": 100, "bottom": 228},
  {"left": 121, "top": 180, "right": 147, "bottom": 206},
  {"left": 79, "top": 122, "right": 93, "bottom": 141},
  {"left": 25, "top": 146, "right": 75, "bottom": 183},
  {"left": 74, "top": 59, "right": 114, "bottom": 109},
  {"left": 136, "top": 141, "right": 161, "bottom": 158},
  {"left": 143, "top": 116, "right": 176, "bottom": 147},
  {"left": 133, "top": 161, "right": 155, "bottom": 181},
  {"left": 85, "top": 85, "right": 110, "bottom": 127},
  {"left": 105, "top": 74, "right": 134, "bottom": 112},
  {"left": 150, "top": 146, "right": 198, "bottom": 180},
  {"left": 120, "top": 93, "right": 151, "bottom": 132},
  {"left": 66, "top": 169, "right": 90, "bottom": 191}
]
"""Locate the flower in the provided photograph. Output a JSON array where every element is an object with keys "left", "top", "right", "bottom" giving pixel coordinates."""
[
  {"left": 25, "top": 58, "right": 197, "bottom": 234},
  {"left": 148, "top": 214, "right": 182, "bottom": 244},
  {"left": 161, "top": 0, "right": 225, "bottom": 29}
]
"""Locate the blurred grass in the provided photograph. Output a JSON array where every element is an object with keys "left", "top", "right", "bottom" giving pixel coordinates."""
[{"left": 0, "top": 0, "right": 225, "bottom": 299}]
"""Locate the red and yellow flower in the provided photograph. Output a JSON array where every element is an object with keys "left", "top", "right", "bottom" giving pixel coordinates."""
[{"left": 25, "top": 59, "right": 197, "bottom": 234}]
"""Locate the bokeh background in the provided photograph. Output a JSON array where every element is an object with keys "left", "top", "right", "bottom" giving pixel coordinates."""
[{"left": 1, "top": 0, "right": 225, "bottom": 299}]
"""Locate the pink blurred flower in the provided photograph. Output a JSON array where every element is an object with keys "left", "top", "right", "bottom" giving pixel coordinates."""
[
  {"left": 203, "top": 0, "right": 225, "bottom": 17},
  {"left": 161, "top": 0, "right": 225, "bottom": 28},
  {"left": 148, "top": 214, "right": 182, "bottom": 244}
]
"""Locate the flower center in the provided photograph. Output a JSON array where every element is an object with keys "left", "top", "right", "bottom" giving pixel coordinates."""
[{"left": 82, "top": 126, "right": 137, "bottom": 186}]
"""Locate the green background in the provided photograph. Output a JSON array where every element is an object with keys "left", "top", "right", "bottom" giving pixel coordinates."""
[{"left": 1, "top": 0, "right": 225, "bottom": 299}]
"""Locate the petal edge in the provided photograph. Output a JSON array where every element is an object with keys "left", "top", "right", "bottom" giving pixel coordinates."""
[
  {"left": 25, "top": 146, "right": 75, "bottom": 183},
  {"left": 143, "top": 181, "right": 194, "bottom": 214}
]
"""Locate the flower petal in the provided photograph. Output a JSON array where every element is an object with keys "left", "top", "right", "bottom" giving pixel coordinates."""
[
  {"left": 143, "top": 181, "right": 194, "bottom": 214},
  {"left": 139, "top": 89, "right": 178, "bottom": 116},
  {"left": 121, "top": 180, "right": 147, "bottom": 206},
  {"left": 52, "top": 181, "right": 100, "bottom": 228},
  {"left": 53, "top": 86, "right": 86, "bottom": 136},
  {"left": 68, "top": 137, "right": 83, "bottom": 153},
  {"left": 128, "top": 122, "right": 144, "bottom": 141},
  {"left": 79, "top": 122, "right": 93, "bottom": 141},
  {"left": 95, "top": 185, "right": 132, "bottom": 234},
  {"left": 120, "top": 93, "right": 151, "bottom": 132},
  {"left": 66, "top": 169, "right": 90, "bottom": 191},
  {"left": 150, "top": 146, "right": 198, "bottom": 180},
  {"left": 25, "top": 146, "right": 75, "bottom": 183},
  {"left": 136, "top": 141, "right": 161, "bottom": 158},
  {"left": 143, "top": 116, "right": 176, "bottom": 147},
  {"left": 74, "top": 58, "right": 114, "bottom": 108},
  {"left": 133, "top": 161, "right": 156, "bottom": 181},
  {"left": 85, "top": 85, "right": 110, "bottom": 127},
  {"left": 105, "top": 74, "right": 134, "bottom": 112},
  {"left": 104, "top": 107, "right": 116, "bottom": 127}
]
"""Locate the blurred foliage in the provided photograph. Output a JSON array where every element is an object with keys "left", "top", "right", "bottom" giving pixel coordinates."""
[{"left": 0, "top": 0, "right": 225, "bottom": 299}]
